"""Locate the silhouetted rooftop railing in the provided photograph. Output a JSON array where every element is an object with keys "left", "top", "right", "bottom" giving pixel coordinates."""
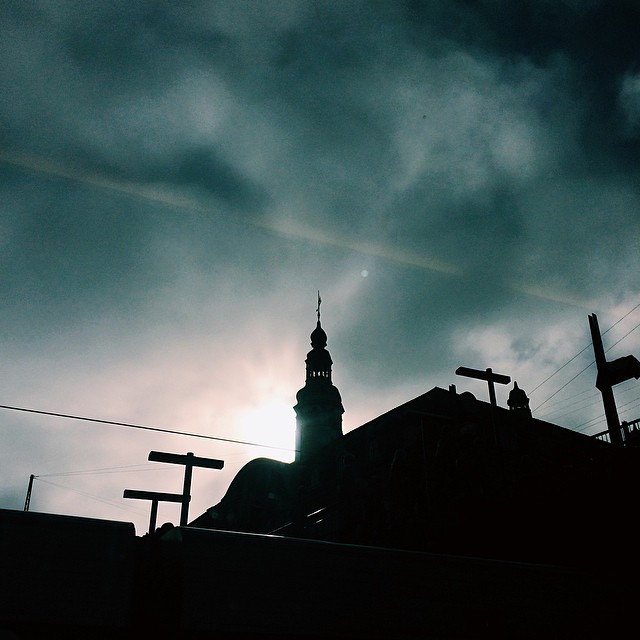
[
  {"left": 592, "top": 418, "right": 640, "bottom": 445},
  {"left": 592, "top": 430, "right": 613, "bottom": 444}
]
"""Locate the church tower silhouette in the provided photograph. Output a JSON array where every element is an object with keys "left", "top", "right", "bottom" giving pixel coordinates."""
[{"left": 293, "top": 293, "right": 344, "bottom": 462}]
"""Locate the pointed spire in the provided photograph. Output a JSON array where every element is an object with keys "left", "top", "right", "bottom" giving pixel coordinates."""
[
  {"left": 310, "top": 291, "right": 327, "bottom": 350},
  {"left": 294, "top": 293, "right": 344, "bottom": 461}
]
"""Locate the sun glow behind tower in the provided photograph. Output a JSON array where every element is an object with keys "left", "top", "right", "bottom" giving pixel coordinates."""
[{"left": 235, "top": 399, "right": 296, "bottom": 463}]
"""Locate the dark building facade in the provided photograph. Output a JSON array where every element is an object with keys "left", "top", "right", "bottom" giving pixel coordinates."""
[{"left": 190, "top": 312, "right": 640, "bottom": 573}]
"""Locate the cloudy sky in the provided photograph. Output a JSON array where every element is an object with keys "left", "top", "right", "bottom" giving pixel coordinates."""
[{"left": 1, "top": 0, "right": 639, "bottom": 535}]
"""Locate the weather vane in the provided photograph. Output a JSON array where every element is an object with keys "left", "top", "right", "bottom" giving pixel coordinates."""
[{"left": 316, "top": 290, "right": 322, "bottom": 322}]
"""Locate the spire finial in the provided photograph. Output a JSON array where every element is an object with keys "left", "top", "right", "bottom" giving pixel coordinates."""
[{"left": 316, "top": 290, "right": 322, "bottom": 323}]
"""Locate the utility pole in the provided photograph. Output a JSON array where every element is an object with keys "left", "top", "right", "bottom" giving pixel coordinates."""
[
  {"left": 24, "top": 474, "right": 35, "bottom": 512},
  {"left": 588, "top": 313, "right": 640, "bottom": 446},
  {"left": 124, "top": 451, "right": 224, "bottom": 533},
  {"left": 147, "top": 451, "right": 224, "bottom": 526},
  {"left": 456, "top": 366, "right": 511, "bottom": 448},
  {"left": 123, "top": 489, "right": 184, "bottom": 535}
]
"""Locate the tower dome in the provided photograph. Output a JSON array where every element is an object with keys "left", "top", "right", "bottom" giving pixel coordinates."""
[
  {"left": 508, "top": 381, "right": 532, "bottom": 416},
  {"left": 305, "top": 320, "right": 332, "bottom": 381},
  {"left": 310, "top": 321, "right": 327, "bottom": 349}
]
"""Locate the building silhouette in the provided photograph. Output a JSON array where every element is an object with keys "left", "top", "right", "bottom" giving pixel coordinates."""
[
  {"left": 2, "top": 305, "right": 640, "bottom": 638},
  {"left": 189, "top": 312, "right": 635, "bottom": 569}
]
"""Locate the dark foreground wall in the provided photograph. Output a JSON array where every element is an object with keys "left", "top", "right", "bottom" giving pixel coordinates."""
[
  {"left": 0, "top": 508, "right": 632, "bottom": 638},
  {"left": 0, "top": 509, "right": 136, "bottom": 639}
]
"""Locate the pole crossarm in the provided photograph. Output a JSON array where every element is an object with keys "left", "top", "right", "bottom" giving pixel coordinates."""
[
  {"left": 123, "top": 489, "right": 185, "bottom": 503},
  {"left": 147, "top": 451, "right": 225, "bottom": 527},
  {"left": 455, "top": 366, "right": 511, "bottom": 407},
  {"left": 455, "top": 367, "right": 511, "bottom": 385},
  {"left": 123, "top": 489, "right": 186, "bottom": 534},
  {"left": 148, "top": 450, "right": 224, "bottom": 470}
]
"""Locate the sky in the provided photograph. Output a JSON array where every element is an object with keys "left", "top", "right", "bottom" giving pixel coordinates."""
[{"left": 1, "top": 0, "right": 639, "bottom": 536}]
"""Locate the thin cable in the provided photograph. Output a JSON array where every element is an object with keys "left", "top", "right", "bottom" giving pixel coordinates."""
[
  {"left": 605, "top": 321, "right": 640, "bottom": 352},
  {"left": 0, "top": 403, "right": 296, "bottom": 453},
  {"left": 532, "top": 361, "right": 595, "bottom": 412},
  {"left": 602, "top": 301, "right": 640, "bottom": 336},
  {"left": 537, "top": 378, "right": 637, "bottom": 420},
  {"left": 535, "top": 382, "right": 598, "bottom": 415},
  {"left": 575, "top": 417, "right": 607, "bottom": 434},
  {"left": 530, "top": 301, "right": 640, "bottom": 406},
  {"left": 616, "top": 396, "right": 640, "bottom": 417},
  {"left": 34, "top": 477, "right": 146, "bottom": 514},
  {"left": 528, "top": 344, "right": 592, "bottom": 395},
  {"left": 36, "top": 464, "right": 167, "bottom": 478},
  {"left": 539, "top": 395, "right": 604, "bottom": 423},
  {"left": 574, "top": 394, "right": 640, "bottom": 432}
]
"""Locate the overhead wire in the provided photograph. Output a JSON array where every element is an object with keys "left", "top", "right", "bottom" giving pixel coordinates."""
[
  {"left": 530, "top": 302, "right": 640, "bottom": 414},
  {"left": 535, "top": 385, "right": 599, "bottom": 415},
  {"left": 537, "top": 378, "right": 638, "bottom": 423},
  {"left": 538, "top": 394, "right": 603, "bottom": 424},
  {"left": 34, "top": 477, "right": 147, "bottom": 514},
  {"left": 528, "top": 344, "right": 592, "bottom": 396},
  {"left": 605, "top": 321, "right": 640, "bottom": 351},
  {"left": 530, "top": 302, "right": 640, "bottom": 397},
  {"left": 6, "top": 404, "right": 296, "bottom": 519},
  {"left": 616, "top": 396, "right": 640, "bottom": 419},
  {"left": 0, "top": 403, "right": 296, "bottom": 452},
  {"left": 35, "top": 463, "right": 169, "bottom": 478},
  {"left": 532, "top": 361, "right": 595, "bottom": 413},
  {"left": 574, "top": 396, "right": 640, "bottom": 434}
]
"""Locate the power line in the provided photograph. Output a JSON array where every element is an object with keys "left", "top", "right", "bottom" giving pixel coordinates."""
[
  {"left": 536, "top": 380, "right": 637, "bottom": 423},
  {"left": 605, "top": 321, "right": 640, "bottom": 352},
  {"left": 615, "top": 396, "right": 640, "bottom": 419},
  {"left": 536, "top": 385, "right": 599, "bottom": 413},
  {"left": 532, "top": 361, "right": 595, "bottom": 413},
  {"left": 603, "top": 301, "right": 640, "bottom": 336},
  {"left": 574, "top": 396, "right": 640, "bottom": 434},
  {"left": 34, "top": 477, "right": 146, "bottom": 514},
  {"left": 574, "top": 416, "right": 606, "bottom": 434},
  {"left": 530, "top": 302, "right": 640, "bottom": 411},
  {"left": 528, "top": 344, "right": 592, "bottom": 395},
  {"left": 0, "top": 403, "right": 295, "bottom": 453},
  {"left": 538, "top": 394, "right": 603, "bottom": 423},
  {"left": 36, "top": 464, "right": 167, "bottom": 478}
]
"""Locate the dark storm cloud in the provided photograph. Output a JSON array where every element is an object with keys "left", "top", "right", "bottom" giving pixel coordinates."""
[
  {"left": 2, "top": 0, "right": 638, "bottom": 317},
  {"left": 407, "top": 0, "right": 640, "bottom": 155}
]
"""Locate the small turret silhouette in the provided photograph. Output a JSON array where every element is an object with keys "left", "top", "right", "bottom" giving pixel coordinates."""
[{"left": 507, "top": 381, "right": 531, "bottom": 416}]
